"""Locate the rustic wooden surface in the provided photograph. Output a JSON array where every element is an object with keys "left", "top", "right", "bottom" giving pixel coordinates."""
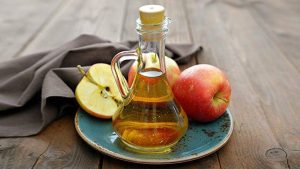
[{"left": 0, "top": 0, "right": 299, "bottom": 168}]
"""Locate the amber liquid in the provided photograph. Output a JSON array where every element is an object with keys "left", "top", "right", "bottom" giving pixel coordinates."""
[{"left": 112, "top": 68, "right": 188, "bottom": 153}]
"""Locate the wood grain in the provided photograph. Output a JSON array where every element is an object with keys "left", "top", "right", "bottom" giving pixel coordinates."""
[
  {"left": 20, "top": 0, "right": 127, "bottom": 56},
  {"left": 94, "top": 0, "right": 128, "bottom": 42},
  {"left": 242, "top": 0, "right": 300, "bottom": 73},
  {"left": 31, "top": 115, "right": 100, "bottom": 169},
  {"left": 227, "top": 1, "right": 300, "bottom": 168},
  {"left": 185, "top": 0, "right": 300, "bottom": 168},
  {"left": 0, "top": 0, "right": 66, "bottom": 61},
  {"left": 0, "top": 138, "right": 46, "bottom": 169},
  {"left": 102, "top": 155, "right": 220, "bottom": 169},
  {"left": 0, "top": 114, "right": 100, "bottom": 169}
]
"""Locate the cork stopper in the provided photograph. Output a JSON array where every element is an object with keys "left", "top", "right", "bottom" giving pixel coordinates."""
[{"left": 139, "top": 5, "right": 165, "bottom": 24}]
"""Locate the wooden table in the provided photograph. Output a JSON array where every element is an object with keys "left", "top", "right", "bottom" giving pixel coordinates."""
[{"left": 1, "top": 0, "right": 300, "bottom": 168}]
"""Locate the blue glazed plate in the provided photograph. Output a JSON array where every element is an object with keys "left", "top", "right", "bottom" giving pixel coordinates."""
[{"left": 75, "top": 109, "right": 233, "bottom": 164}]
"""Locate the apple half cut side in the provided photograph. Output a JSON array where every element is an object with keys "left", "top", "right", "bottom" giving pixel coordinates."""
[{"left": 75, "top": 64, "right": 122, "bottom": 119}]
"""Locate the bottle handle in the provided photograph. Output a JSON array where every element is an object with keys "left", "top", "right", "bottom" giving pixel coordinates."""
[{"left": 111, "top": 50, "right": 138, "bottom": 100}]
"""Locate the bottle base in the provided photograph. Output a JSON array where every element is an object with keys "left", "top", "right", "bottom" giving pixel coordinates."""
[{"left": 120, "top": 139, "right": 178, "bottom": 154}]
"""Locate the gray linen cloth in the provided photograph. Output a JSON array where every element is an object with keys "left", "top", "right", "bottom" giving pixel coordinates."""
[{"left": 0, "top": 35, "right": 201, "bottom": 137}]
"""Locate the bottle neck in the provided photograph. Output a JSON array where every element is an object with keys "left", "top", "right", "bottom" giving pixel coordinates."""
[
  {"left": 136, "top": 18, "right": 170, "bottom": 74},
  {"left": 138, "top": 33, "right": 166, "bottom": 73}
]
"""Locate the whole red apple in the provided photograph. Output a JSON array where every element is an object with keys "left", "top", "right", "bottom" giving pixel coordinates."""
[
  {"left": 172, "top": 64, "right": 231, "bottom": 122},
  {"left": 128, "top": 55, "right": 181, "bottom": 87}
]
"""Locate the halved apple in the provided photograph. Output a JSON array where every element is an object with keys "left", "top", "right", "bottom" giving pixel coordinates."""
[{"left": 75, "top": 64, "right": 122, "bottom": 119}]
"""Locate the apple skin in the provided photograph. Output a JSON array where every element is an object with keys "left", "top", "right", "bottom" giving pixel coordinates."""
[
  {"left": 172, "top": 64, "right": 231, "bottom": 122},
  {"left": 128, "top": 56, "right": 181, "bottom": 87}
]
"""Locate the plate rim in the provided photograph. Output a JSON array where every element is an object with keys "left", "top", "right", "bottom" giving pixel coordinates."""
[{"left": 75, "top": 109, "right": 234, "bottom": 164}]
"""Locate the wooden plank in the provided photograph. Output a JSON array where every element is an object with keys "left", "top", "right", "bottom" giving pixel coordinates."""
[
  {"left": 0, "top": 0, "right": 65, "bottom": 61},
  {"left": 94, "top": 0, "right": 128, "bottom": 42},
  {"left": 20, "top": 0, "right": 127, "bottom": 56},
  {"left": 0, "top": 115, "right": 100, "bottom": 169},
  {"left": 102, "top": 1, "right": 220, "bottom": 169},
  {"left": 0, "top": 138, "right": 41, "bottom": 169},
  {"left": 242, "top": 0, "right": 300, "bottom": 73},
  {"left": 186, "top": 0, "right": 300, "bottom": 168},
  {"left": 222, "top": 1, "right": 300, "bottom": 168},
  {"left": 102, "top": 155, "right": 220, "bottom": 169},
  {"left": 228, "top": 1, "right": 300, "bottom": 168},
  {"left": 32, "top": 115, "right": 100, "bottom": 169}
]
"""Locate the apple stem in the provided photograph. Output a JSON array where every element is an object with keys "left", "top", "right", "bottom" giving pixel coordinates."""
[
  {"left": 151, "top": 53, "right": 158, "bottom": 63},
  {"left": 77, "top": 65, "right": 112, "bottom": 99},
  {"left": 214, "top": 95, "right": 229, "bottom": 103}
]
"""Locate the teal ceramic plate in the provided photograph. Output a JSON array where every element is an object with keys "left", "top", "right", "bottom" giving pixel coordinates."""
[{"left": 75, "top": 109, "right": 233, "bottom": 164}]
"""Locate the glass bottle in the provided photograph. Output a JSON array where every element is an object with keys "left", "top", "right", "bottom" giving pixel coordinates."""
[{"left": 111, "top": 5, "right": 188, "bottom": 153}]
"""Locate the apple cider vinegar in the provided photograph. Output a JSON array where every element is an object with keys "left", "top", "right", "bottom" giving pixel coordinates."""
[
  {"left": 112, "top": 68, "right": 188, "bottom": 153},
  {"left": 111, "top": 5, "right": 188, "bottom": 153}
]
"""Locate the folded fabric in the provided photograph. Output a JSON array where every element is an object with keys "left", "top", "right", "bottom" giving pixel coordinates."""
[{"left": 0, "top": 34, "right": 201, "bottom": 137}]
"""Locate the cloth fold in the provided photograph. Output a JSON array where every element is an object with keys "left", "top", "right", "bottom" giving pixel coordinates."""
[{"left": 0, "top": 34, "right": 201, "bottom": 137}]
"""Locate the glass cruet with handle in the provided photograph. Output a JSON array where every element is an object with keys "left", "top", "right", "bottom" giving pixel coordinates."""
[{"left": 111, "top": 5, "right": 188, "bottom": 153}]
